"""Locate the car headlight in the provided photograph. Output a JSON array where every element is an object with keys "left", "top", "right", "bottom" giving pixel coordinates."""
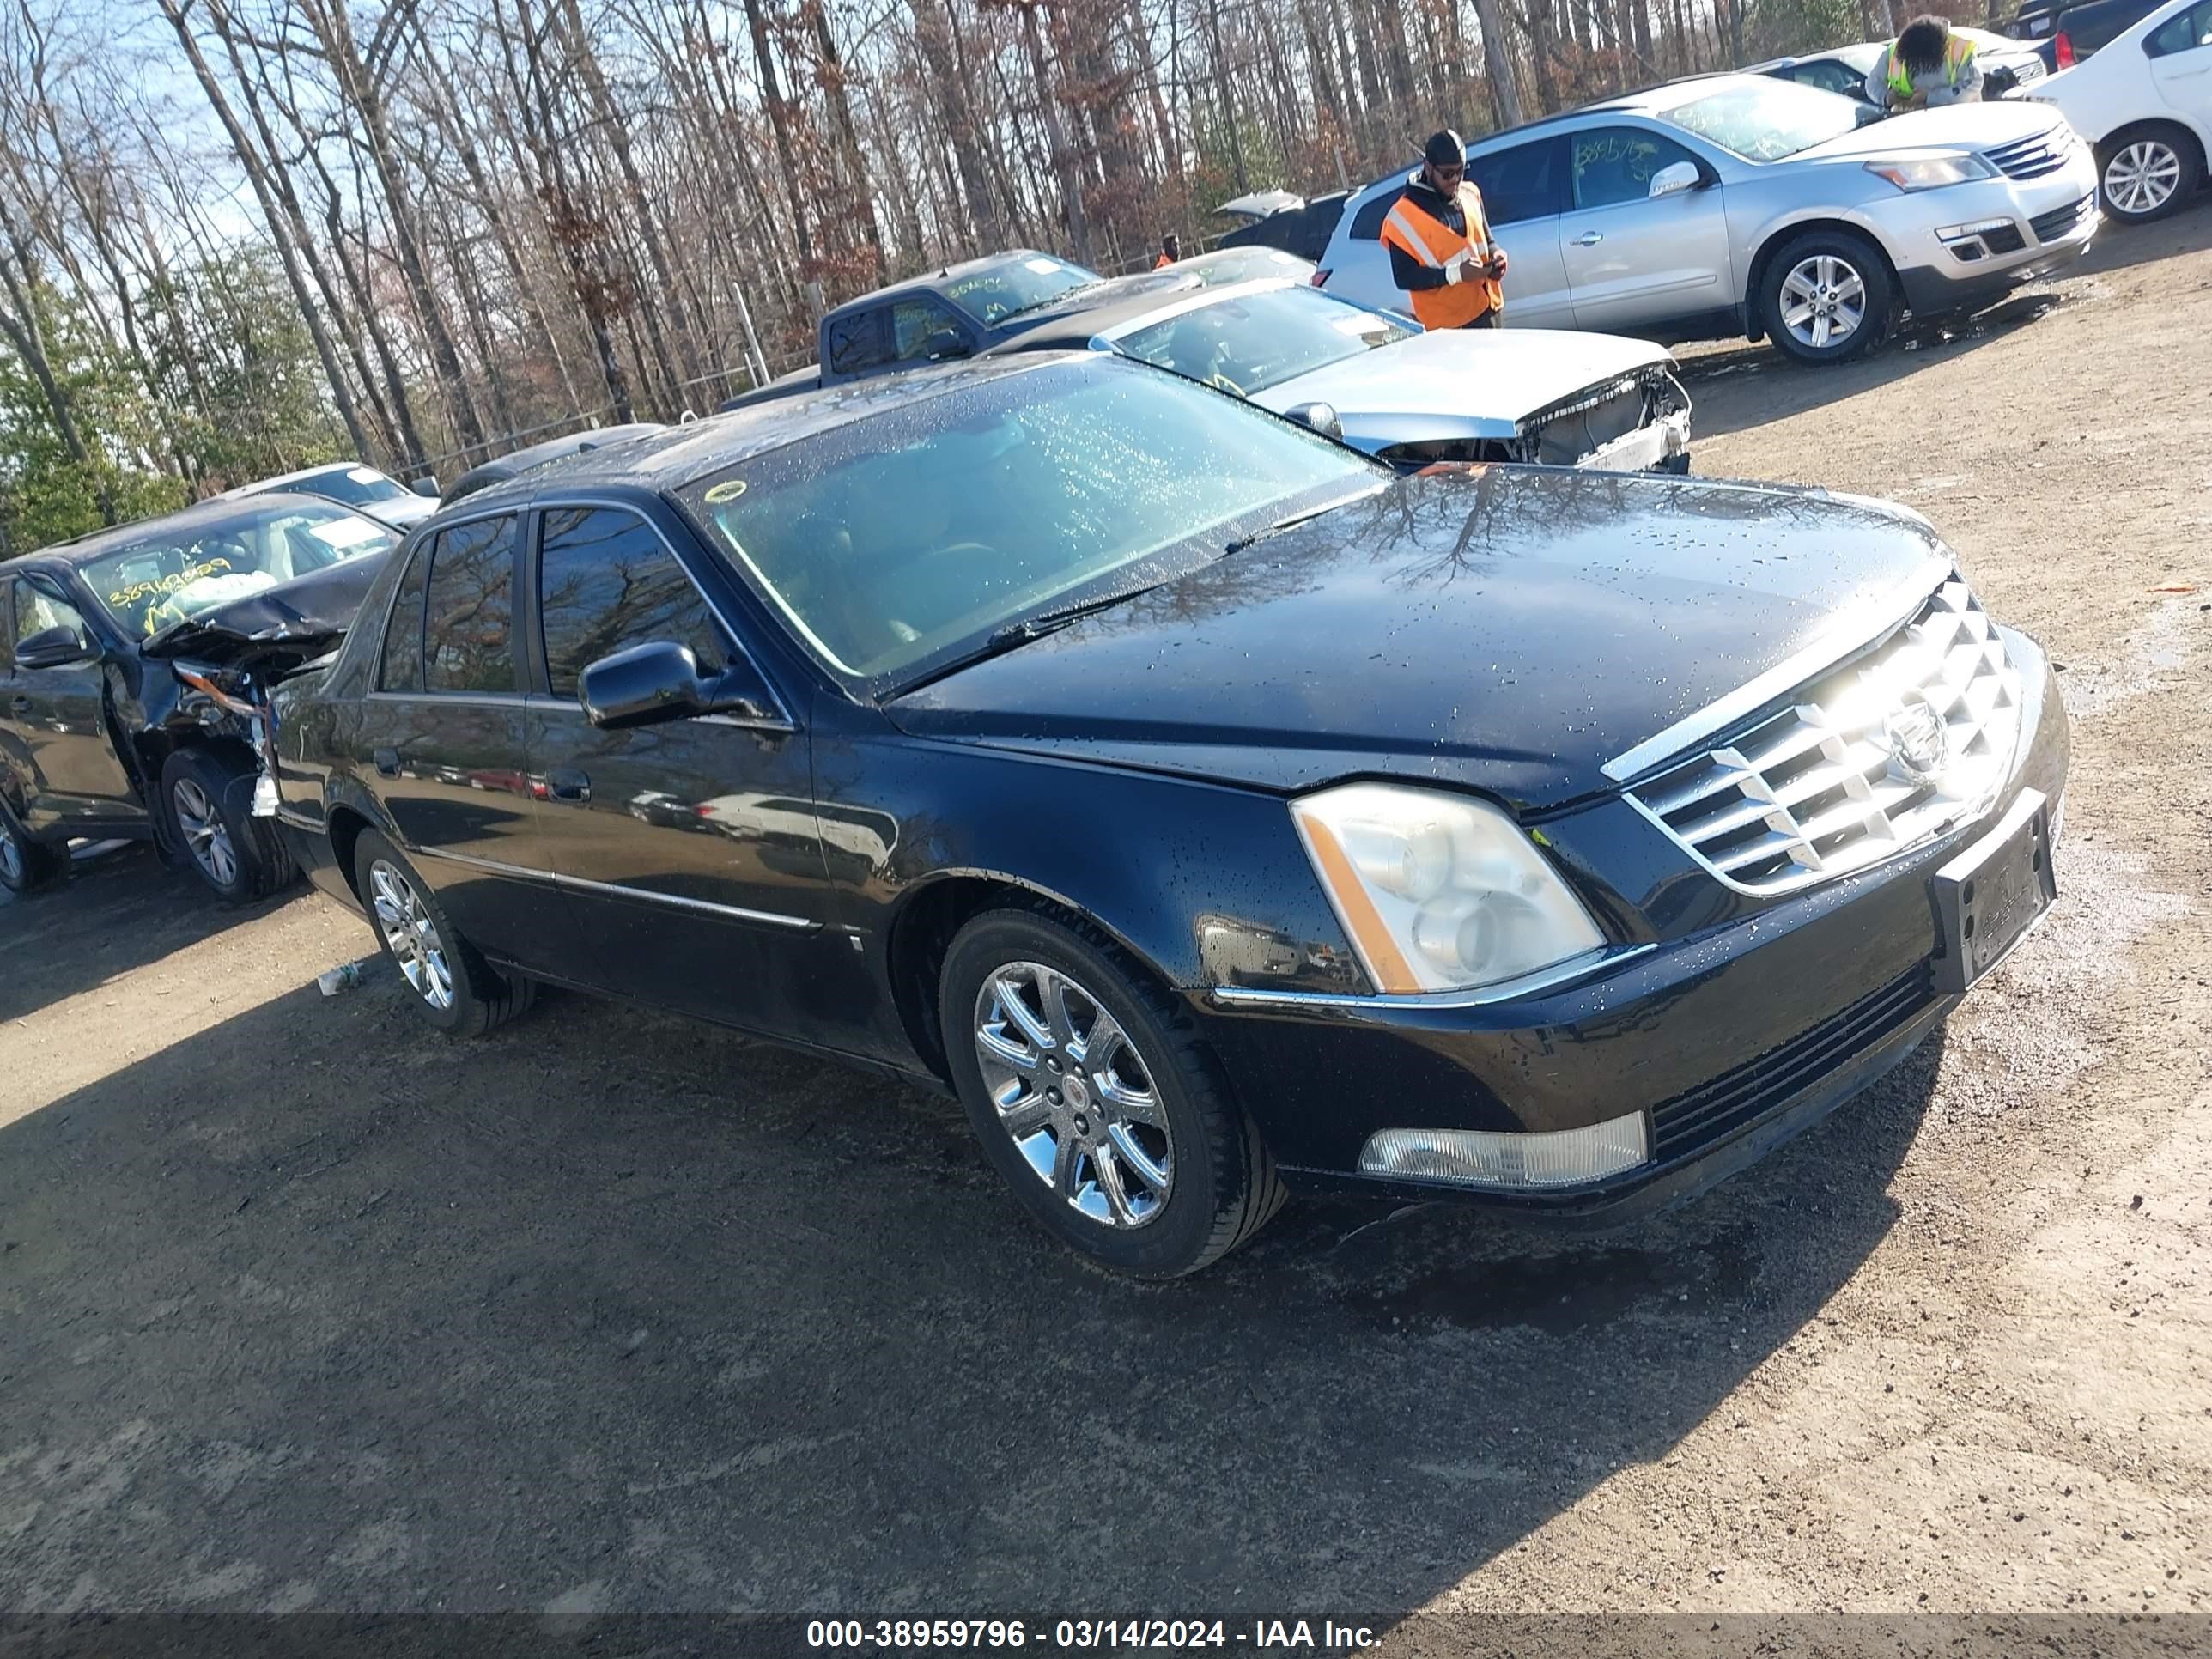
[
  {"left": 1289, "top": 782, "right": 1605, "bottom": 994},
  {"left": 1864, "top": 153, "right": 1996, "bottom": 191}
]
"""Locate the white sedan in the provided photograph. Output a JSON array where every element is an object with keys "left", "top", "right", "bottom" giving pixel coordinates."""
[
  {"left": 2033, "top": 0, "right": 2212, "bottom": 221},
  {"left": 987, "top": 277, "right": 1692, "bottom": 474}
]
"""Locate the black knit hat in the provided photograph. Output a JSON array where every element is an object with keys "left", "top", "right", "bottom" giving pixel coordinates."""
[{"left": 1424, "top": 129, "right": 1466, "bottom": 170}]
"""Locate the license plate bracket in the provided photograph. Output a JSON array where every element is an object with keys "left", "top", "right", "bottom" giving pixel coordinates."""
[{"left": 1930, "top": 788, "right": 2057, "bottom": 994}]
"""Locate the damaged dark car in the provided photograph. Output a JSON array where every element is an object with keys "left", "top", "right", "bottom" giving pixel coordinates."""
[
  {"left": 0, "top": 492, "right": 400, "bottom": 900},
  {"left": 269, "top": 356, "right": 2068, "bottom": 1278}
]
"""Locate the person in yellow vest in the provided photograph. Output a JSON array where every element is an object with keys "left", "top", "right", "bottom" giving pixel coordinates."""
[
  {"left": 1153, "top": 233, "right": 1182, "bottom": 270},
  {"left": 1866, "top": 15, "right": 1983, "bottom": 110},
  {"left": 1380, "top": 130, "right": 1508, "bottom": 331}
]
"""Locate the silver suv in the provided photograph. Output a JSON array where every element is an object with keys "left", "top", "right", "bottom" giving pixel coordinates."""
[{"left": 1316, "top": 74, "right": 2100, "bottom": 363}]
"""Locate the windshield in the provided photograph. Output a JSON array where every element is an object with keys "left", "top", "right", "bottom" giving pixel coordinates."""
[
  {"left": 941, "top": 255, "right": 1103, "bottom": 325},
  {"left": 1115, "top": 288, "right": 1413, "bottom": 396},
  {"left": 1662, "top": 79, "right": 1865, "bottom": 161},
  {"left": 681, "top": 362, "right": 1379, "bottom": 690},
  {"left": 263, "top": 465, "right": 410, "bottom": 509},
  {"left": 82, "top": 501, "right": 400, "bottom": 638}
]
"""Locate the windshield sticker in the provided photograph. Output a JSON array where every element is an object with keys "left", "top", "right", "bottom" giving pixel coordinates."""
[
  {"left": 702, "top": 479, "right": 748, "bottom": 505},
  {"left": 307, "top": 518, "right": 386, "bottom": 549},
  {"left": 109, "top": 557, "right": 233, "bottom": 607},
  {"left": 1332, "top": 314, "right": 1390, "bottom": 336},
  {"left": 347, "top": 466, "right": 385, "bottom": 484},
  {"left": 1024, "top": 258, "right": 1062, "bottom": 275}
]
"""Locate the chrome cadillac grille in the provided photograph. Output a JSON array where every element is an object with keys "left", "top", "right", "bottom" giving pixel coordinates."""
[
  {"left": 1628, "top": 580, "right": 2023, "bottom": 895},
  {"left": 1983, "top": 127, "right": 2075, "bottom": 181}
]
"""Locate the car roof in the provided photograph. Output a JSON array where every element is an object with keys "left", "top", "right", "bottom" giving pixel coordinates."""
[
  {"left": 445, "top": 355, "right": 1077, "bottom": 512},
  {"left": 989, "top": 277, "right": 1319, "bottom": 352},
  {"left": 4, "top": 491, "right": 376, "bottom": 574},
  {"left": 820, "top": 250, "right": 1086, "bottom": 318}
]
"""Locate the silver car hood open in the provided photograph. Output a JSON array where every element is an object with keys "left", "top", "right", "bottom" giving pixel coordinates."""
[{"left": 1252, "top": 327, "right": 1676, "bottom": 443}]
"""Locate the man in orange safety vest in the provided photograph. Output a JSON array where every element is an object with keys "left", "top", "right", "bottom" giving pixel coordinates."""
[{"left": 1381, "top": 129, "right": 1507, "bottom": 330}]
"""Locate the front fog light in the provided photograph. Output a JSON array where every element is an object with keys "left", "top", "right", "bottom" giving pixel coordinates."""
[{"left": 1358, "top": 1112, "right": 1650, "bottom": 1190}]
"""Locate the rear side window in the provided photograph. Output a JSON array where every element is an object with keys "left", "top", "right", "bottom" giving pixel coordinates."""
[
  {"left": 1470, "top": 137, "right": 1571, "bottom": 224},
  {"left": 538, "top": 507, "right": 728, "bottom": 697},
  {"left": 2148, "top": 0, "right": 2212, "bottom": 54},
  {"left": 1571, "top": 128, "right": 1701, "bottom": 210},
  {"left": 378, "top": 543, "right": 431, "bottom": 692},
  {"left": 422, "top": 515, "right": 518, "bottom": 694},
  {"left": 825, "top": 307, "right": 890, "bottom": 374},
  {"left": 1349, "top": 190, "right": 1398, "bottom": 241}
]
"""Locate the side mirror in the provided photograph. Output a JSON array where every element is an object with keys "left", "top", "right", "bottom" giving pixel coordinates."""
[
  {"left": 411, "top": 477, "right": 441, "bottom": 498},
  {"left": 15, "top": 623, "right": 94, "bottom": 671},
  {"left": 1283, "top": 401, "right": 1343, "bottom": 441},
  {"left": 1648, "top": 161, "right": 1703, "bottom": 199},
  {"left": 923, "top": 327, "right": 971, "bottom": 362},
  {"left": 577, "top": 641, "right": 785, "bottom": 732}
]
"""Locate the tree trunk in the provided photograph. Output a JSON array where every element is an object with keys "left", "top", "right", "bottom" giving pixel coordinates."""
[
  {"left": 1017, "top": 0, "right": 1095, "bottom": 262},
  {"left": 1470, "top": 0, "right": 1528, "bottom": 127}
]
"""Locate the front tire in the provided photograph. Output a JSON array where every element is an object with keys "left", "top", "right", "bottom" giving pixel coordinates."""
[
  {"left": 2098, "top": 125, "right": 2203, "bottom": 225},
  {"left": 161, "top": 748, "right": 291, "bottom": 904},
  {"left": 939, "top": 903, "right": 1285, "bottom": 1277},
  {"left": 1759, "top": 230, "right": 1893, "bottom": 364},
  {"left": 350, "top": 827, "right": 535, "bottom": 1036},
  {"left": 0, "top": 797, "right": 64, "bottom": 895}
]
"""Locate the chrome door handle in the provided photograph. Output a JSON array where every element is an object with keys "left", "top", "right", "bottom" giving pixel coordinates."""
[
  {"left": 1571, "top": 231, "right": 1604, "bottom": 246},
  {"left": 548, "top": 768, "right": 591, "bottom": 805}
]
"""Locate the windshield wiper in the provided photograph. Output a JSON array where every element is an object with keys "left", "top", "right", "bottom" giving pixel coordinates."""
[
  {"left": 1222, "top": 483, "right": 1387, "bottom": 556},
  {"left": 884, "top": 577, "right": 1172, "bottom": 700}
]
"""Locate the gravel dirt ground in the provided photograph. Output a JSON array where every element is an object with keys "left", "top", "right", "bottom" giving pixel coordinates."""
[{"left": 2, "top": 206, "right": 2209, "bottom": 1647}]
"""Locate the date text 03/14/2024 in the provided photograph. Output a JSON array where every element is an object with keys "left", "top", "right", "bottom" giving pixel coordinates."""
[{"left": 805, "top": 1619, "right": 1380, "bottom": 1650}]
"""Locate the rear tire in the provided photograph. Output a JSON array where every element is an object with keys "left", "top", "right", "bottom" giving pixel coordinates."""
[
  {"left": 0, "top": 797, "right": 64, "bottom": 895},
  {"left": 1759, "top": 229, "right": 1893, "bottom": 365},
  {"left": 161, "top": 747, "right": 290, "bottom": 904},
  {"left": 2097, "top": 125, "right": 2203, "bottom": 225},
  {"left": 349, "top": 827, "right": 535, "bottom": 1037},
  {"left": 939, "top": 902, "right": 1285, "bottom": 1277}
]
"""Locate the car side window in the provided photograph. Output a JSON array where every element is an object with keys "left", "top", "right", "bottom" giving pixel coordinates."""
[
  {"left": 1468, "top": 136, "right": 1570, "bottom": 225},
  {"left": 14, "top": 578, "right": 90, "bottom": 653},
  {"left": 538, "top": 507, "right": 730, "bottom": 697},
  {"left": 1348, "top": 190, "right": 1397, "bottom": 241},
  {"left": 1796, "top": 60, "right": 1858, "bottom": 94},
  {"left": 825, "top": 307, "right": 891, "bottom": 375},
  {"left": 378, "top": 541, "right": 432, "bottom": 693},
  {"left": 890, "top": 297, "right": 964, "bottom": 362},
  {"left": 1571, "top": 127, "right": 1702, "bottom": 210},
  {"left": 2147, "top": 0, "right": 2212, "bottom": 54},
  {"left": 422, "top": 515, "right": 519, "bottom": 695}
]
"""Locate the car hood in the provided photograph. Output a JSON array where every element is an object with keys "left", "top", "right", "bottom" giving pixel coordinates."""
[
  {"left": 1793, "top": 99, "right": 2059, "bottom": 159},
  {"left": 1252, "top": 329, "right": 1676, "bottom": 441},
  {"left": 888, "top": 468, "right": 1952, "bottom": 811},
  {"left": 141, "top": 554, "right": 383, "bottom": 675}
]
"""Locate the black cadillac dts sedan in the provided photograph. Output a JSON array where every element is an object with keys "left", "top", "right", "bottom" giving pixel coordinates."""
[{"left": 270, "top": 355, "right": 2067, "bottom": 1277}]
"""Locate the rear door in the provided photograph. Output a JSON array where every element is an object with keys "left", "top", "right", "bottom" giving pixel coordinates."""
[
  {"left": 360, "top": 513, "right": 570, "bottom": 969},
  {"left": 2147, "top": 0, "right": 2212, "bottom": 122},
  {"left": 4, "top": 572, "right": 141, "bottom": 833},
  {"left": 520, "top": 501, "right": 846, "bottom": 1034},
  {"left": 1466, "top": 135, "right": 1576, "bottom": 328},
  {"left": 1560, "top": 125, "right": 1735, "bottom": 333}
]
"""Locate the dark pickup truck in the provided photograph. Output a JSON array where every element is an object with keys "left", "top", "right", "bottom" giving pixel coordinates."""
[{"left": 721, "top": 249, "right": 1196, "bottom": 410}]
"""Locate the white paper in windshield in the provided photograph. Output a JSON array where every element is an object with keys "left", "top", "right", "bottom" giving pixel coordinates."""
[
  {"left": 1332, "top": 313, "right": 1391, "bottom": 336},
  {"left": 306, "top": 517, "right": 386, "bottom": 550},
  {"left": 346, "top": 466, "right": 385, "bottom": 484},
  {"left": 1024, "top": 258, "right": 1062, "bottom": 275}
]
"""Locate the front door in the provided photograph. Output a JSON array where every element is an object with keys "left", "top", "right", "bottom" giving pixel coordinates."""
[
  {"left": 1560, "top": 125, "right": 1735, "bottom": 333},
  {"left": 360, "top": 513, "right": 569, "bottom": 970},
  {"left": 3, "top": 574, "right": 141, "bottom": 834},
  {"left": 520, "top": 503, "right": 845, "bottom": 1034},
  {"left": 1467, "top": 135, "right": 1576, "bottom": 329}
]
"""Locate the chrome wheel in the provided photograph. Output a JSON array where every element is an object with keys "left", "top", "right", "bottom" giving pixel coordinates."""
[
  {"left": 972, "top": 961, "right": 1172, "bottom": 1229},
  {"left": 1779, "top": 253, "right": 1867, "bottom": 350},
  {"left": 368, "top": 858, "right": 453, "bottom": 1011},
  {"left": 0, "top": 820, "right": 22, "bottom": 887},
  {"left": 2105, "top": 140, "right": 2181, "bottom": 216},
  {"left": 171, "top": 776, "right": 238, "bottom": 889}
]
